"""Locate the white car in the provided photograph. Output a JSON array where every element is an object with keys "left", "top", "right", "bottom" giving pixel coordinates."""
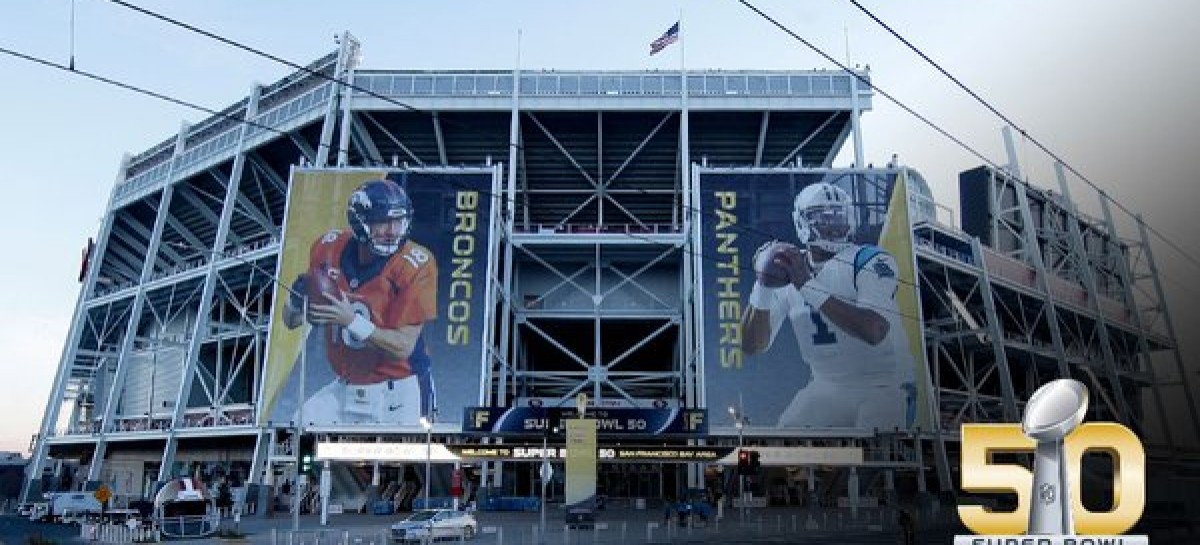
[{"left": 390, "top": 509, "right": 478, "bottom": 542}]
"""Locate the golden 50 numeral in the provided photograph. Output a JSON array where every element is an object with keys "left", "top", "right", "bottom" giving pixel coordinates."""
[{"left": 958, "top": 423, "right": 1144, "bottom": 535}]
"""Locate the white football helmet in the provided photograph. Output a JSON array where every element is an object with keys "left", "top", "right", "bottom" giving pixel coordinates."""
[{"left": 792, "top": 182, "right": 856, "bottom": 253}]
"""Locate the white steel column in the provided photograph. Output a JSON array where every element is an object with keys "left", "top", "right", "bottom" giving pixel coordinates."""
[
  {"left": 316, "top": 32, "right": 358, "bottom": 167},
  {"left": 1054, "top": 163, "right": 1134, "bottom": 426},
  {"left": 159, "top": 84, "right": 262, "bottom": 483},
  {"left": 335, "top": 39, "right": 360, "bottom": 168},
  {"left": 848, "top": 70, "right": 865, "bottom": 168},
  {"left": 1098, "top": 195, "right": 1196, "bottom": 444},
  {"left": 1003, "top": 128, "right": 1070, "bottom": 377},
  {"left": 971, "top": 238, "right": 1020, "bottom": 421},
  {"left": 88, "top": 122, "right": 190, "bottom": 484},
  {"left": 1134, "top": 216, "right": 1200, "bottom": 440},
  {"left": 21, "top": 156, "right": 128, "bottom": 502}
]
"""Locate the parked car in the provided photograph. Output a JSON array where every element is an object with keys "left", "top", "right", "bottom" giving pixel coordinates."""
[{"left": 390, "top": 509, "right": 478, "bottom": 542}]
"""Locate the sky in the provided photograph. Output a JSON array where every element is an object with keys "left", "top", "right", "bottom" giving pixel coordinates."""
[{"left": 1, "top": 0, "right": 1198, "bottom": 454}]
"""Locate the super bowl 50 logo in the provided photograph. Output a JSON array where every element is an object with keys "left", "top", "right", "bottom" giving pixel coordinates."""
[{"left": 955, "top": 379, "right": 1147, "bottom": 545}]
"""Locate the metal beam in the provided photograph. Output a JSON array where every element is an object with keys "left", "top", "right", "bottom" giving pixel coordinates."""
[
  {"left": 754, "top": 111, "right": 769, "bottom": 167},
  {"left": 247, "top": 153, "right": 287, "bottom": 195},
  {"left": 971, "top": 239, "right": 1020, "bottom": 421},
  {"left": 1135, "top": 215, "right": 1200, "bottom": 441},
  {"left": 361, "top": 112, "right": 426, "bottom": 167},
  {"left": 526, "top": 112, "right": 597, "bottom": 187},
  {"left": 349, "top": 112, "right": 384, "bottom": 165},
  {"left": 22, "top": 158, "right": 127, "bottom": 502},
  {"left": 120, "top": 213, "right": 186, "bottom": 266},
  {"left": 432, "top": 111, "right": 449, "bottom": 166},
  {"left": 776, "top": 112, "right": 839, "bottom": 168},
  {"left": 90, "top": 126, "right": 189, "bottom": 484},
  {"left": 165, "top": 216, "right": 209, "bottom": 257},
  {"left": 160, "top": 84, "right": 262, "bottom": 483},
  {"left": 208, "top": 168, "right": 278, "bottom": 237},
  {"left": 1054, "top": 163, "right": 1135, "bottom": 427}
]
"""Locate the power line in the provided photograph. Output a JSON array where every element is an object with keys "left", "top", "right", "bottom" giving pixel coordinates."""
[
  {"left": 10, "top": 13, "right": 1180, "bottom": 323},
  {"left": 102, "top": 0, "right": 515, "bottom": 149},
  {"left": 0, "top": 46, "right": 289, "bottom": 139},
  {"left": 843, "top": 0, "right": 1200, "bottom": 273},
  {"left": 730, "top": 0, "right": 1009, "bottom": 176},
  {"left": 0, "top": 41, "right": 1136, "bottom": 314},
  {"left": 0, "top": 41, "right": 916, "bottom": 306},
  {"left": 80, "top": 1, "right": 932, "bottom": 293},
  {"left": 13, "top": 38, "right": 1181, "bottom": 316}
]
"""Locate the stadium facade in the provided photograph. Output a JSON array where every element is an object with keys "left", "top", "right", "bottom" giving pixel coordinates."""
[{"left": 23, "top": 35, "right": 1199, "bottom": 515}]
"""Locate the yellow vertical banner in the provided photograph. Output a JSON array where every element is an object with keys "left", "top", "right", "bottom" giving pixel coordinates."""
[
  {"left": 875, "top": 171, "right": 930, "bottom": 428},
  {"left": 565, "top": 419, "right": 597, "bottom": 508}
]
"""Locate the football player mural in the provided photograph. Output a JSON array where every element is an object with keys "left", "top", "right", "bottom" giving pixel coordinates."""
[
  {"left": 699, "top": 171, "right": 926, "bottom": 432},
  {"left": 261, "top": 169, "right": 496, "bottom": 429},
  {"left": 280, "top": 178, "right": 437, "bottom": 426}
]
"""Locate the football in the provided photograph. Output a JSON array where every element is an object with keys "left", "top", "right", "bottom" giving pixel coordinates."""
[
  {"left": 757, "top": 243, "right": 806, "bottom": 288},
  {"left": 306, "top": 263, "right": 340, "bottom": 303}
]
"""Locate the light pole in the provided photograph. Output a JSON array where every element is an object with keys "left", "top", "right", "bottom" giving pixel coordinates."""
[
  {"left": 538, "top": 424, "right": 556, "bottom": 545},
  {"left": 420, "top": 415, "right": 433, "bottom": 509},
  {"left": 728, "top": 404, "right": 747, "bottom": 522}
]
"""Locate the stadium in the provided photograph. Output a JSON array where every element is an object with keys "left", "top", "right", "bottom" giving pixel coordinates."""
[{"left": 21, "top": 34, "right": 1200, "bottom": 534}]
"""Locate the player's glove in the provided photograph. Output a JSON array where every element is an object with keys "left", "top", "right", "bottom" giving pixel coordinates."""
[{"left": 288, "top": 274, "right": 308, "bottom": 310}]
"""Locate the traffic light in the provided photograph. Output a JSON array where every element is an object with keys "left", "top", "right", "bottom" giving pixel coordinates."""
[
  {"left": 749, "top": 450, "right": 761, "bottom": 473},
  {"left": 297, "top": 435, "right": 315, "bottom": 476},
  {"left": 737, "top": 449, "right": 752, "bottom": 476}
]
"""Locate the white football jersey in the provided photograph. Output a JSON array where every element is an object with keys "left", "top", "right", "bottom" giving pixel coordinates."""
[{"left": 763, "top": 244, "right": 913, "bottom": 386}]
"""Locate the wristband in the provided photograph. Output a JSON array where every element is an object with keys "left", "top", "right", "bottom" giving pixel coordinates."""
[
  {"left": 798, "top": 282, "right": 832, "bottom": 310},
  {"left": 747, "top": 283, "right": 781, "bottom": 310},
  {"left": 345, "top": 314, "right": 377, "bottom": 342}
]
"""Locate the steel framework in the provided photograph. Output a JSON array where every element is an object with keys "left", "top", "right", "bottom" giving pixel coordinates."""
[{"left": 23, "top": 37, "right": 1196, "bottom": 508}]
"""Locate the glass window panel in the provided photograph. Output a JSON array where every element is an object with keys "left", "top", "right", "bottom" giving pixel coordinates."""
[
  {"left": 496, "top": 75, "right": 512, "bottom": 93},
  {"left": 789, "top": 75, "right": 810, "bottom": 94},
  {"left": 644, "top": 75, "right": 662, "bottom": 93},
  {"left": 747, "top": 75, "right": 767, "bottom": 93},
  {"left": 580, "top": 75, "right": 599, "bottom": 93},
  {"left": 600, "top": 75, "right": 621, "bottom": 93},
  {"left": 704, "top": 76, "right": 724, "bottom": 93},
  {"left": 559, "top": 75, "right": 579, "bottom": 93},
  {"left": 725, "top": 76, "right": 746, "bottom": 93},
  {"left": 663, "top": 75, "right": 681, "bottom": 93},
  {"left": 413, "top": 76, "right": 433, "bottom": 94},
  {"left": 454, "top": 76, "right": 474, "bottom": 93},
  {"left": 386, "top": 77, "right": 405, "bottom": 95},
  {"left": 433, "top": 76, "right": 453, "bottom": 94},
  {"left": 475, "top": 76, "right": 496, "bottom": 93},
  {"left": 621, "top": 76, "right": 640, "bottom": 93},
  {"left": 372, "top": 76, "right": 390, "bottom": 93},
  {"left": 812, "top": 75, "right": 832, "bottom": 95},
  {"left": 537, "top": 76, "right": 557, "bottom": 94},
  {"left": 519, "top": 76, "right": 536, "bottom": 94},
  {"left": 831, "top": 75, "right": 851, "bottom": 94}
]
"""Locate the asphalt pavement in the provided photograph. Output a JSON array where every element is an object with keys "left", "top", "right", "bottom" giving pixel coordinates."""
[{"left": 1, "top": 505, "right": 947, "bottom": 545}]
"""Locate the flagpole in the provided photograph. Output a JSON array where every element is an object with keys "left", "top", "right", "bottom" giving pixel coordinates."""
[{"left": 678, "top": 10, "right": 689, "bottom": 230}]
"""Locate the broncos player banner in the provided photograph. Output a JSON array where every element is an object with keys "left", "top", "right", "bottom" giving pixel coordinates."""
[
  {"left": 695, "top": 169, "right": 929, "bottom": 432},
  {"left": 259, "top": 168, "right": 499, "bottom": 430}
]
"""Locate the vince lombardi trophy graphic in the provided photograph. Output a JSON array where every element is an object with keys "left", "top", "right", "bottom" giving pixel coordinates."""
[{"left": 1021, "top": 379, "right": 1089, "bottom": 535}]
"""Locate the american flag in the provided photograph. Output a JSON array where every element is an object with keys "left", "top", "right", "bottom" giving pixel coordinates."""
[{"left": 649, "top": 22, "right": 679, "bottom": 55}]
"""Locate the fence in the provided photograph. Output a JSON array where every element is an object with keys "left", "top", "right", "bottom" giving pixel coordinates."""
[{"left": 79, "top": 523, "right": 161, "bottom": 543}]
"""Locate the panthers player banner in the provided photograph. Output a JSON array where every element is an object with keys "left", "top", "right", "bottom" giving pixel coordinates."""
[
  {"left": 259, "top": 168, "right": 498, "bottom": 430},
  {"left": 695, "top": 169, "right": 929, "bottom": 432}
]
